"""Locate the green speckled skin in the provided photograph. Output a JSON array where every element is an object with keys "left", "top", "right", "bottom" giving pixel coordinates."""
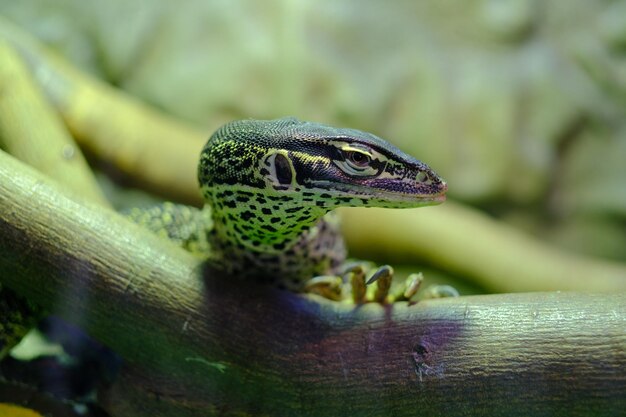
[
  {"left": 126, "top": 202, "right": 212, "bottom": 255},
  {"left": 127, "top": 118, "right": 447, "bottom": 290}
]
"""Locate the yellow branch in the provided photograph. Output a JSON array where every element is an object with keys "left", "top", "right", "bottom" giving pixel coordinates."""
[
  {"left": 0, "top": 41, "right": 108, "bottom": 207},
  {"left": 0, "top": 15, "right": 205, "bottom": 205}
]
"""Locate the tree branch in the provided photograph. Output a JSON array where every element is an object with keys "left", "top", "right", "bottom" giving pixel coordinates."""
[{"left": 1, "top": 150, "right": 624, "bottom": 416}]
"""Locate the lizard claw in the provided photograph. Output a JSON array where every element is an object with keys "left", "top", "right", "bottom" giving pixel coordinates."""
[
  {"left": 401, "top": 272, "right": 424, "bottom": 300},
  {"left": 418, "top": 284, "right": 459, "bottom": 299},
  {"left": 346, "top": 266, "right": 367, "bottom": 304},
  {"left": 365, "top": 265, "right": 393, "bottom": 285},
  {"left": 304, "top": 276, "right": 343, "bottom": 301},
  {"left": 367, "top": 265, "right": 393, "bottom": 303}
]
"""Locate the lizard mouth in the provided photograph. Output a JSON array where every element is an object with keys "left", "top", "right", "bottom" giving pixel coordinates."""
[
  {"left": 424, "top": 194, "right": 447, "bottom": 203},
  {"left": 369, "top": 192, "right": 447, "bottom": 206},
  {"left": 307, "top": 181, "right": 447, "bottom": 207}
]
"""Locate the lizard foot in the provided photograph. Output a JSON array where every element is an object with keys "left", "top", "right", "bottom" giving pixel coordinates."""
[
  {"left": 304, "top": 262, "right": 386, "bottom": 303},
  {"left": 305, "top": 263, "right": 459, "bottom": 304},
  {"left": 325, "top": 262, "right": 422, "bottom": 304}
]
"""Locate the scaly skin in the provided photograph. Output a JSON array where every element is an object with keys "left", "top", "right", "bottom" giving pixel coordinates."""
[{"left": 127, "top": 117, "right": 447, "bottom": 293}]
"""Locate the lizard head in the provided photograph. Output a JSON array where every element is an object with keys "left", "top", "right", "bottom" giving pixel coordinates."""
[
  {"left": 198, "top": 117, "right": 447, "bottom": 252},
  {"left": 198, "top": 117, "right": 447, "bottom": 212}
]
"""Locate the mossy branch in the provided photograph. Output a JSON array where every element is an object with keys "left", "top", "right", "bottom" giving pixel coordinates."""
[{"left": 0, "top": 149, "right": 624, "bottom": 416}]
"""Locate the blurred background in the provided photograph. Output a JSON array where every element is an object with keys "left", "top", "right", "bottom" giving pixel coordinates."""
[{"left": 2, "top": 0, "right": 625, "bottom": 264}]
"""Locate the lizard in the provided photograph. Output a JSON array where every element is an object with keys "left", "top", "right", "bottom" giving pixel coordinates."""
[{"left": 126, "top": 117, "right": 448, "bottom": 302}]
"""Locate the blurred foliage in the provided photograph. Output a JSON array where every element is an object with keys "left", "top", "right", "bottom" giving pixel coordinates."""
[{"left": 1, "top": 0, "right": 625, "bottom": 261}]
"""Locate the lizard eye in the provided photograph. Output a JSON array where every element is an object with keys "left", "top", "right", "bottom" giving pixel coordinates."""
[
  {"left": 333, "top": 147, "right": 379, "bottom": 177},
  {"left": 345, "top": 150, "right": 371, "bottom": 168}
]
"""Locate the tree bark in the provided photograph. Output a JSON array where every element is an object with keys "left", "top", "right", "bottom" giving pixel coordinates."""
[{"left": 1, "top": 150, "right": 624, "bottom": 417}]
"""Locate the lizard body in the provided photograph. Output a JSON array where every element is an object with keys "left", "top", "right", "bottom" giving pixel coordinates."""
[{"left": 127, "top": 117, "right": 447, "bottom": 291}]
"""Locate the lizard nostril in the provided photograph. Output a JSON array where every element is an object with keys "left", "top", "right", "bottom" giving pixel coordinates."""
[{"left": 416, "top": 171, "right": 429, "bottom": 183}]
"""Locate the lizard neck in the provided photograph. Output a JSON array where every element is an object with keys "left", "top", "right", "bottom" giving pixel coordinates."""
[{"left": 206, "top": 185, "right": 330, "bottom": 254}]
